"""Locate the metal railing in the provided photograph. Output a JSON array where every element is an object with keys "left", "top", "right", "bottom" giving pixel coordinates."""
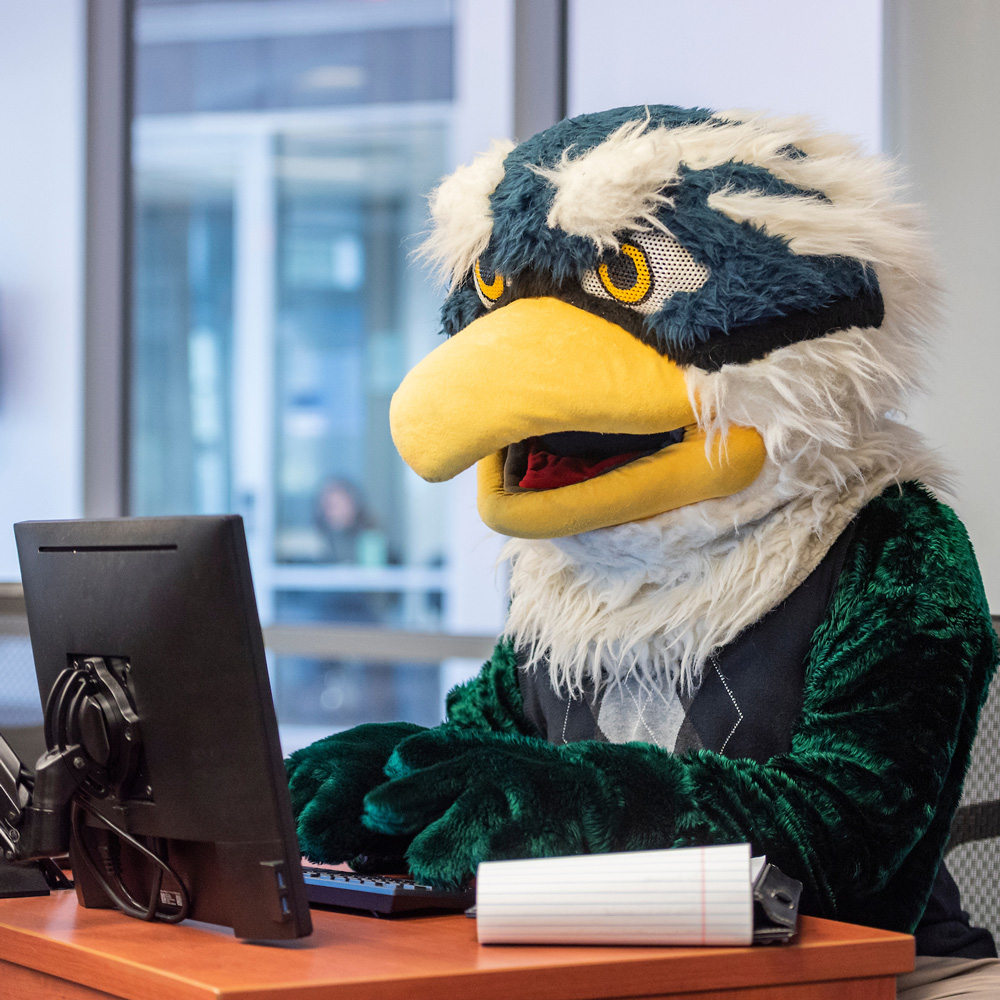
[
  {"left": 2, "top": 582, "right": 998, "bottom": 663},
  {"left": 0, "top": 582, "right": 495, "bottom": 663},
  {"left": 0, "top": 583, "right": 26, "bottom": 618}
]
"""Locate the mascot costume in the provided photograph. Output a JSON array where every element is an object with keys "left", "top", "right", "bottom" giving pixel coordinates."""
[{"left": 286, "top": 106, "right": 999, "bottom": 974}]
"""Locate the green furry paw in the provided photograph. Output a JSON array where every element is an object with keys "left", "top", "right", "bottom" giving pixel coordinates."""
[
  {"left": 360, "top": 728, "right": 625, "bottom": 888},
  {"left": 285, "top": 721, "right": 425, "bottom": 866}
]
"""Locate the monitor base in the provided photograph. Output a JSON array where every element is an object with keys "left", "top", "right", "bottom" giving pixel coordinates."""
[{"left": 0, "top": 857, "right": 72, "bottom": 899}]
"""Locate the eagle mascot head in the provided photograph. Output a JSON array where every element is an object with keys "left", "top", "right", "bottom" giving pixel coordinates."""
[{"left": 390, "top": 104, "right": 942, "bottom": 699}]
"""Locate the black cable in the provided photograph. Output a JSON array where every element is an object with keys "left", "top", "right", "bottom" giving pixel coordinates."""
[
  {"left": 63, "top": 682, "right": 88, "bottom": 749},
  {"left": 43, "top": 666, "right": 77, "bottom": 753},
  {"left": 145, "top": 857, "right": 165, "bottom": 921},
  {"left": 70, "top": 796, "right": 190, "bottom": 924},
  {"left": 71, "top": 798, "right": 190, "bottom": 923}
]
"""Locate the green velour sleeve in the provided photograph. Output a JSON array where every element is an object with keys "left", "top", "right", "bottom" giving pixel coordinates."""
[
  {"left": 444, "top": 637, "right": 541, "bottom": 736},
  {"left": 360, "top": 484, "right": 998, "bottom": 933}
]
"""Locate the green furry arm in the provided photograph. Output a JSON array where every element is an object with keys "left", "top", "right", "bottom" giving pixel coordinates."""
[
  {"left": 444, "top": 638, "right": 541, "bottom": 736},
  {"left": 660, "top": 483, "right": 998, "bottom": 932},
  {"left": 361, "top": 485, "right": 997, "bottom": 932}
]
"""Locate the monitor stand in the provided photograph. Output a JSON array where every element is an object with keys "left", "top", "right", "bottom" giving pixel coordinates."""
[
  {"left": 0, "top": 729, "right": 74, "bottom": 897},
  {"left": 0, "top": 657, "right": 136, "bottom": 899},
  {"left": 0, "top": 852, "right": 69, "bottom": 898}
]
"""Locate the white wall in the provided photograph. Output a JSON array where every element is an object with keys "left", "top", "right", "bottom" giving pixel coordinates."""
[
  {"left": 568, "top": 0, "right": 883, "bottom": 151},
  {"left": 883, "top": 0, "right": 1000, "bottom": 611},
  {"left": 0, "top": 0, "right": 86, "bottom": 577}
]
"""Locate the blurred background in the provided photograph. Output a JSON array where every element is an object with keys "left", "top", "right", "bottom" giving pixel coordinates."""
[{"left": 0, "top": 0, "right": 996, "bottom": 755}]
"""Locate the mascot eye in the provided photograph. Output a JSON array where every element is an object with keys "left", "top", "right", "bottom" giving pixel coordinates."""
[
  {"left": 597, "top": 242, "right": 652, "bottom": 304},
  {"left": 474, "top": 257, "right": 505, "bottom": 308},
  {"left": 581, "top": 232, "right": 710, "bottom": 315}
]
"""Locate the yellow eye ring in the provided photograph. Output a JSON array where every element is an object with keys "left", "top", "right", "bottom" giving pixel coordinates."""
[
  {"left": 598, "top": 242, "right": 652, "bottom": 304},
  {"left": 474, "top": 258, "right": 505, "bottom": 305}
]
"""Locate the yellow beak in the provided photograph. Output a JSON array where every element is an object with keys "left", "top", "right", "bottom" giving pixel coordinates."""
[{"left": 390, "top": 297, "right": 766, "bottom": 538}]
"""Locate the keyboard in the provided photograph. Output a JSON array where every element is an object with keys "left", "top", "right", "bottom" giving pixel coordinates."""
[{"left": 301, "top": 865, "right": 475, "bottom": 915}]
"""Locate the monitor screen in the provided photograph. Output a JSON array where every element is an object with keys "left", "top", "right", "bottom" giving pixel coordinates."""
[{"left": 13, "top": 515, "right": 312, "bottom": 941}]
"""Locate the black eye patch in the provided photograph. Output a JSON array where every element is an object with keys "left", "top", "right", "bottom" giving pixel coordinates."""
[{"left": 672, "top": 288, "right": 886, "bottom": 371}]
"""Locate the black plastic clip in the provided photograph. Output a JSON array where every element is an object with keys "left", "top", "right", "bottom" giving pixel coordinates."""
[{"left": 752, "top": 862, "right": 802, "bottom": 944}]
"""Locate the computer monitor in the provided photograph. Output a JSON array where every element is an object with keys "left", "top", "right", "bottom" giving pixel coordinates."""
[{"left": 13, "top": 515, "right": 312, "bottom": 941}]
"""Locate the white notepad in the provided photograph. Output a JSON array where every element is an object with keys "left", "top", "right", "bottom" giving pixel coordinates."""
[{"left": 476, "top": 843, "right": 754, "bottom": 946}]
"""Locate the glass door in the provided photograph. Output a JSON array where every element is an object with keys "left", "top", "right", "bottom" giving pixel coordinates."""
[{"left": 129, "top": 0, "right": 503, "bottom": 749}]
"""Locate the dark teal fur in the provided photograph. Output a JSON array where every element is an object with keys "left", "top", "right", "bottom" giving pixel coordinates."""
[
  {"left": 439, "top": 104, "right": 879, "bottom": 355},
  {"left": 649, "top": 165, "right": 875, "bottom": 350},
  {"left": 440, "top": 284, "right": 483, "bottom": 340},
  {"left": 444, "top": 638, "right": 535, "bottom": 735},
  {"left": 349, "top": 484, "right": 997, "bottom": 933}
]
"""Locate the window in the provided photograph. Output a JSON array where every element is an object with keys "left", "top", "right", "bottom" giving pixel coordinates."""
[{"left": 130, "top": 0, "right": 510, "bottom": 750}]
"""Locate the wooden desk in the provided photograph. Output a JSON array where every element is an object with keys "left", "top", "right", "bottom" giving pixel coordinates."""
[{"left": 0, "top": 891, "right": 913, "bottom": 1000}]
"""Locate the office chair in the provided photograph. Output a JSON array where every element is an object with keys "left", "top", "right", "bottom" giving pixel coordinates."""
[
  {"left": 0, "top": 631, "right": 42, "bottom": 730},
  {"left": 0, "top": 593, "right": 46, "bottom": 768},
  {"left": 944, "top": 615, "right": 1000, "bottom": 944}
]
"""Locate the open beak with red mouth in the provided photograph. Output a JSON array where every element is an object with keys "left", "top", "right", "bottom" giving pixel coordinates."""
[{"left": 390, "top": 296, "right": 766, "bottom": 539}]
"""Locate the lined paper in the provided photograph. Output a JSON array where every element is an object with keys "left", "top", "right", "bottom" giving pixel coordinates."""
[{"left": 476, "top": 843, "right": 753, "bottom": 946}]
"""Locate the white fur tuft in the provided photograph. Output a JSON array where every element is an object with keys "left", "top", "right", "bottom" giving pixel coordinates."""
[
  {"left": 418, "top": 109, "right": 932, "bottom": 292},
  {"left": 504, "top": 432, "right": 946, "bottom": 698},
  {"left": 531, "top": 115, "right": 679, "bottom": 250},
  {"left": 706, "top": 190, "right": 929, "bottom": 273},
  {"left": 416, "top": 138, "right": 515, "bottom": 290},
  {"left": 535, "top": 109, "right": 928, "bottom": 276}
]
